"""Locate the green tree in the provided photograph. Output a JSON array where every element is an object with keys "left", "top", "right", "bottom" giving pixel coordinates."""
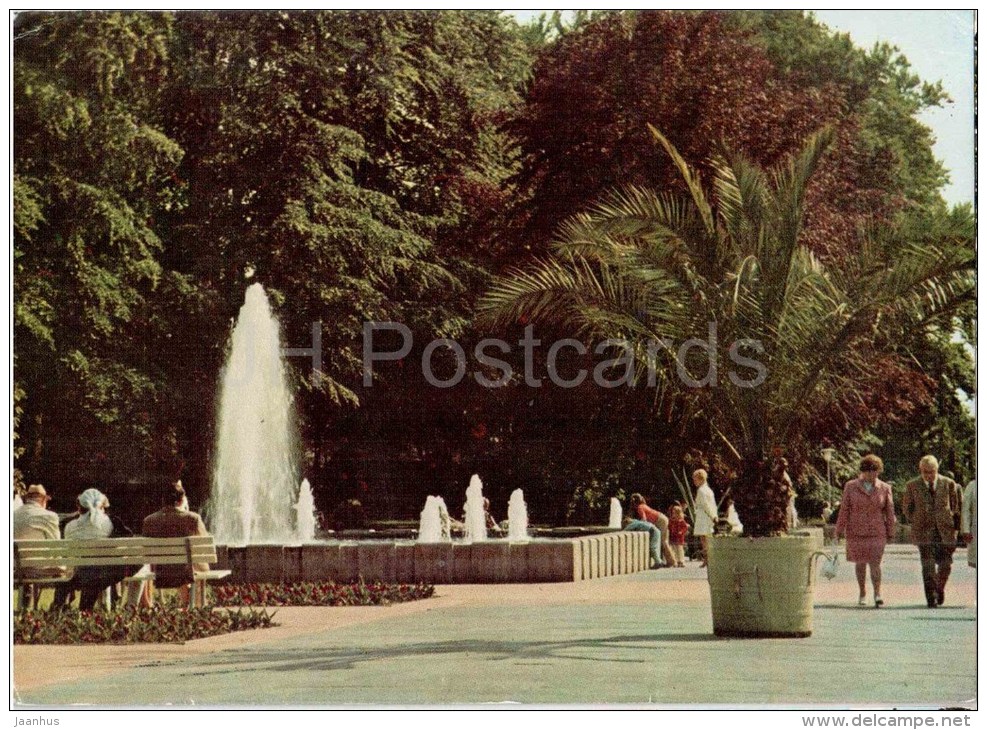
[
  {"left": 162, "top": 11, "right": 531, "bottom": 502},
  {"left": 13, "top": 12, "right": 194, "bottom": 488}
]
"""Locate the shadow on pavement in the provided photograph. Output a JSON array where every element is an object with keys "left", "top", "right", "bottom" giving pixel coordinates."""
[{"left": 173, "top": 633, "right": 724, "bottom": 677}]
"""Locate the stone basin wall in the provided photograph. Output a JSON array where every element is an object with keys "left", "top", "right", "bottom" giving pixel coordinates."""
[{"left": 215, "top": 531, "right": 651, "bottom": 584}]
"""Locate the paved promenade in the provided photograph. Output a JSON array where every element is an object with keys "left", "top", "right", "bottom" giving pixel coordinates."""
[{"left": 12, "top": 545, "right": 976, "bottom": 708}]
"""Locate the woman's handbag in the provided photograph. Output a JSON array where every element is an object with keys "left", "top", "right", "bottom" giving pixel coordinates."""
[{"left": 821, "top": 551, "right": 839, "bottom": 580}]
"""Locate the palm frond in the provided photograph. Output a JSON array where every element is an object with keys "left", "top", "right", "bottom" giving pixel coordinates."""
[
  {"left": 710, "top": 149, "right": 768, "bottom": 257},
  {"left": 648, "top": 124, "right": 715, "bottom": 235}
]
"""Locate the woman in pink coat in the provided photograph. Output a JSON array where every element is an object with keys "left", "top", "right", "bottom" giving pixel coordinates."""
[{"left": 835, "top": 454, "right": 896, "bottom": 608}]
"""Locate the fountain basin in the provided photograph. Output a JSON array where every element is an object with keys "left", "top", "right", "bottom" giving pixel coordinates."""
[
  {"left": 215, "top": 531, "right": 651, "bottom": 584},
  {"left": 319, "top": 526, "right": 623, "bottom": 541}
]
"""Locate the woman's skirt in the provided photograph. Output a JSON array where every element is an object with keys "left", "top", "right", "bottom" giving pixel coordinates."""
[{"left": 846, "top": 535, "right": 887, "bottom": 564}]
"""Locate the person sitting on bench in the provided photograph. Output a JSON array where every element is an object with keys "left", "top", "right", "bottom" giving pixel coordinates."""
[
  {"left": 142, "top": 481, "right": 210, "bottom": 607},
  {"left": 54, "top": 488, "right": 119, "bottom": 610},
  {"left": 13, "top": 484, "right": 66, "bottom": 607}
]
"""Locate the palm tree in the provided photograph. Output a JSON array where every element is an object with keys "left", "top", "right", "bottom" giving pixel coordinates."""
[{"left": 480, "top": 125, "right": 974, "bottom": 536}]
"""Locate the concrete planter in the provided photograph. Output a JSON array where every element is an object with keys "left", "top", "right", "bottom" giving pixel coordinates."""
[{"left": 707, "top": 534, "right": 828, "bottom": 638}]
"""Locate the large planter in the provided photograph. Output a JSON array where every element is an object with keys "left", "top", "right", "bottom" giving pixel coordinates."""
[{"left": 707, "top": 533, "right": 828, "bottom": 638}]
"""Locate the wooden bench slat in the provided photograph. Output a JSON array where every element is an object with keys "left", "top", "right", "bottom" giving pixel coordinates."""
[
  {"left": 17, "top": 545, "right": 217, "bottom": 556},
  {"left": 16, "top": 544, "right": 217, "bottom": 555},
  {"left": 11, "top": 575, "right": 73, "bottom": 585},
  {"left": 17, "top": 546, "right": 216, "bottom": 563},
  {"left": 15, "top": 538, "right": 217, "bottom": 566},
  {"left": 18, "top": 554, "right": 216, "bottom": 569},
  {"left": 14, "top": 537, "right": 213, "bottom": 550}
]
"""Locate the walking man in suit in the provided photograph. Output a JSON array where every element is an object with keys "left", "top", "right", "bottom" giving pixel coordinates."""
[{"left": 902, "top": 455, "right": 962, "bottom": 608}]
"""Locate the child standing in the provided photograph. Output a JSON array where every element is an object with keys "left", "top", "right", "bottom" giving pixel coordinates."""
[{"left": 668, "top": 504, "right": 690, "bottom": 567}]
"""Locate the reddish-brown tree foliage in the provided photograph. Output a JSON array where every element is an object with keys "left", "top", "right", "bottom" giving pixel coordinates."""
[{"left": 509, "top": 11, "right": 897, "bottom": 259}]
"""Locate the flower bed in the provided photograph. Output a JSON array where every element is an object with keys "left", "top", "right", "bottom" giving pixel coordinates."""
[
  {"left": 14, "top": 606, "right": 277, "bottom": 645},
  {"left": 211, "top": 580, "right": 435, "bottom": 607}
]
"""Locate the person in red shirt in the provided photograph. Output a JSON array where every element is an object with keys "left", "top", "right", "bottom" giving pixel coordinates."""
[
  {"left": 667, "top": 504, "right": 690, "bottom": 567},
  {"left": 629, "top": 493, "right": 676, "bottom": 567}
]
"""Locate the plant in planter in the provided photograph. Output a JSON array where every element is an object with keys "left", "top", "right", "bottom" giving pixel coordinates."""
[{"left": 479, "top": 126, "right": 974, "bottom": 633}]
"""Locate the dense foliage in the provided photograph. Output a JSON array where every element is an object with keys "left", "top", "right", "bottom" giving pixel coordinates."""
[{"left": 13, "top": 10, "right": 974, "bottom": 527}]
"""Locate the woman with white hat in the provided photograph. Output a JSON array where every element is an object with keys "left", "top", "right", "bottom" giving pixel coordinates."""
[
  {"left": 64, "top": 488, "right": 114, "bottom": 540},
  {"left": 56, "top": 489, "right": 120, "bottom": 610}
]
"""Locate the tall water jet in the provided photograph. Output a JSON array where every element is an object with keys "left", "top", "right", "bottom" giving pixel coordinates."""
[
  {"left": 608, "top": 497, "right": 623, "bottom": 529},
  {"left": 418, "top": 496, "right": 452, "bottom": 543},
  {"left": 463, "top": 474, "right": 487, "bottom": 543},
  {"left": 208, "top": 283, "right": 302, "bottom": 544},
  {"left": 507, "top": 489, "right": 529, "bottom": 542},
  {"left": 295, "top": 479, "right": 317, "bottom": 543}
]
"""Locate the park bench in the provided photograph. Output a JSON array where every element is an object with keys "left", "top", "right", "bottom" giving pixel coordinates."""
[{"left": 13, "top": 535, "right": 231, "bottom": 610}]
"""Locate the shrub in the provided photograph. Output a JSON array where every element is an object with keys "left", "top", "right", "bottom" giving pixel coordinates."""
[
  {"left": 211, "top": 580, "right": 435, "bottom": 607},
  {"left": 14, "top": 605, "right": 277, "bottom": 644}
]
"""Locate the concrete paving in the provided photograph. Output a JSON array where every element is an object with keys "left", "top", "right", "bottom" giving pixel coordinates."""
[{"left": 11, "top": 545, "right": 976, "bottom": 708}]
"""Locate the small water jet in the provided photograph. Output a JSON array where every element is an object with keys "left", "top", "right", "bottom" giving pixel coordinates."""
[
  {"left": 608, "top": 497, "right": 623, "bottom": 529},
  {"left": 295, "top": 479, "right": 317, "bottom": 542},
  {"left": 463, "top": 474, "right": 487, "bottom": 543},
  {"left": 418, "top": 496, "right": 453, "bottom": 543},
  {"left": 507, "top": 489, "right": 529, "bottom": 542}
]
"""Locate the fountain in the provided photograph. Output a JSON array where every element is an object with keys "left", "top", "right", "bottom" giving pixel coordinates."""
[
  {"left": 463, "top": 474, "right": 487, "bottom": 543},
  {"left": 203, "top": 290, "right": 654, "bottom": 582},
  {"left": 609, "top": 497, "right": 623, "bottom": 529},
  {"left": 202, "top": 352, "right": 665, "bottom": 585},
  {"left": 418, "top": 496, "right": 452, "bottom": 543},
  {"left": 507, "top": 489, "right": 529, "bottom": 542},
  {"left": 207, "top": 282, "right": 306, "bottom": 544}
]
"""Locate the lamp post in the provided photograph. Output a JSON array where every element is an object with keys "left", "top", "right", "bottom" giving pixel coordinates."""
[{"left": 821, "top": 447, "right": 836, "bottom": 508}]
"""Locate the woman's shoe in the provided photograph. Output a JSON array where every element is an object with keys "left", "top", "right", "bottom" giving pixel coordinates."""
[
  {"left": 858, "top": 596, "right": 867, "bottom": 606},
  {"left": 874, "top": 597, "right": 884, "bottom": 608}
]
